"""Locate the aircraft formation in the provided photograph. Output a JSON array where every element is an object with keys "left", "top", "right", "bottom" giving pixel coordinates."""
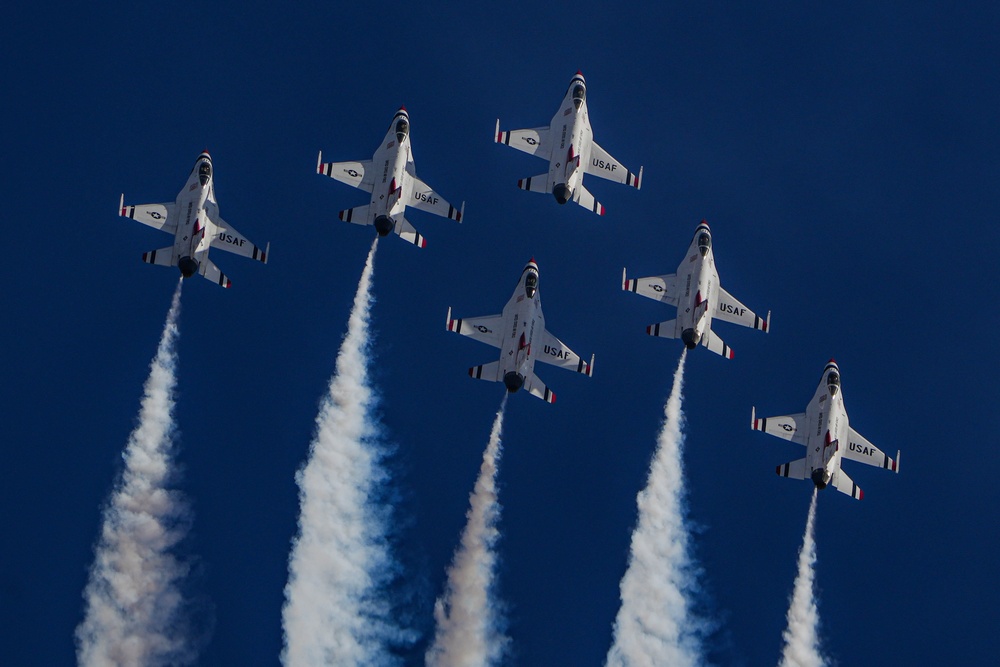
[{"left": 118, "top": 70, "right": 899, "bottom": 497}]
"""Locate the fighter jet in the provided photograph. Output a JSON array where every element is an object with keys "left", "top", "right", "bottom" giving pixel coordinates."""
[
  {"left": 446, "top": 259, "right": 594, "bottom": 403},
  {"left": 495, "top": 72, "right": 642, "bottom": 215},
  {"left": 317, "top": 107, "right": 464, "bottom": 248},
  {"left": 622, "top": 221, "right": 769, "bottom": 358},
  {"left": 119, "top": 151, "right": 269, "bottom": 288},
  {"left": 751, "top": 360, "right": 900, "bottom": 500}
]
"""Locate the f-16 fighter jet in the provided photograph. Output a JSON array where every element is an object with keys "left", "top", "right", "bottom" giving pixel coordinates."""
[
  {"left": 751, "top": 360, "right": 900, "bottom": 500},
  {"left": 495, "top": 72, "right": 642, "bottom": 215},
  {"left": 119, "top": 151, "right": 269, "bottom": 288},
  {"left": 622, "top": 221, "right": 769, "bottom": 358},
  {"left": 317, "top": 107, "right": 464, "bottom": 248},
  {"left": 446, "top": 259, "right": 594, "bottom": 403}
]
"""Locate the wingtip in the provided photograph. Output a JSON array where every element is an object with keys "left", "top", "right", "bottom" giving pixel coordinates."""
[
  {"left": 459, "top": 201, "right": 466, "bottom": 223},
  {"left": 621, "top": 267, "right": 628, "bottom": 290},
  {"left": 751, "top": 406, "right": 756, "bottom": 429},
  {"left": 264, "top": 241, "right": 270, "bottom": 265},
  {"left": 316, "top": 150, "right": 322, "bottom": 174},
  {"left": 446, "top": 306, "right": 452, "bottom": 330},
  {"left": 118, "top": 193, "right": 124, "bottom": 216},
  {"left": 636, "top": 166, "right": 643, "bottom": 190},
  {"left": 895, "top": 450, "right": 901, "bottom": 474},
  {"left": 588, "top": 353, "right": 595, "bottom": 377},
  {"left": 494, "top": 118, "right": 500, "bottom": 143},
  {"left": 765, "top": 310, "right": 772, "bottom": 333}
]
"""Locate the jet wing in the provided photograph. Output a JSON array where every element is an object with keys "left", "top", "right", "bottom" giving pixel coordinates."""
[
  {"left": 751, "top": 408, "right": 808, "bottom": 445},
  {"left": 716, "top": 287, "right": 770, "bottom": 332},
  {"left": 409, "top": 176, "right": 464, "bottom": 222},
  {"left": 585, "top": 142, "right": 642, "bottom": 189},
  {"left": 120, "top": 195, "right": 177, "bottom": 234},
  {"left": 844, "top": 427, "right": 900, "bottom": 472},
  {"left": 209, "top": 215, "right": 269, "bottom": 264},
  {"left": 495, "top": 120, "right": 551, "bottom": 158},
  {"left": 537, "top": 329, "right": 594, "bottom": 376},
  {"left": 446, "top": 308, "right": 504, "bottom": 348},
  {"left": 623, "top": 269, "right": 680, "bottom": 307},
  {"left": 317, "top": 152, "right": 375, "bottom": 193}
]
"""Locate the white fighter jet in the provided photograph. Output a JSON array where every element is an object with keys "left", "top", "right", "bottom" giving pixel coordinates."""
[
  {"left": 622, "top": 221, "right": 769, "bottom": 358},
  {"left": 751, "top": 360, "right": 900, "bottom": 500},
  {"left": 317, "top": 107, "right": 464, "bottom": 248},
  {"left": 495, "top": 72, "right": 642, "bottom": 215},
  {"left": 119, "top": 150, "right": 269, "bottom": 288},
  {"left": 446, "top": 259, "right": 594, "bottom": 403}
]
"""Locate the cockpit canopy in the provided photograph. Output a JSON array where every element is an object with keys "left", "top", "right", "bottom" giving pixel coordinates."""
[
  {"left": 198, "top": 161, "right": 212, "bottom": 186},
  {"left": 572, "top": 83, "right": 586, "bottom": 109},
  {"left": 827, "top": 371, "right": 840, "bottom": 396},
  {"left": 525, "top": 272, "right": 538, "bottom": 298},
  {"left": 395, "top": 117, "right": 409, "bottom": 144},
  {"left": 697, "top": 232, "right": 712, "bottom": 256}
]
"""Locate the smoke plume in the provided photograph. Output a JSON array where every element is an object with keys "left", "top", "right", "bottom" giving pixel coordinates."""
[
  {"left": 426, "top": 395, "right": 510, "bottom": 667},
  {"left": 76, "top": 280, "right": 195, "bottom": 666},
  {"left": 778, "top": 490, "right": 823, "bottom": 667},
  {"left": 282, "top": 240, "right": 407, "bottom": 666},
  {"left": 606, "top": 350, "right": 705, "bottom": 667}
]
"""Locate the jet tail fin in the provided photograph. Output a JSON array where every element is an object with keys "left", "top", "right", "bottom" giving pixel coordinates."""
[
  {"left": 141, "top": 246, "right": 175, "bottom": 268},
  {"left": 646, "top": 319, "right": 679, "bottom": 339},
  {"left": 703, "top": 329, "right": 734, "bottom": 359},
  {"left": 517, "top": 173, "right": 550, "bottom": 194},
  {"left": 394, "top": 216, "right": 427, "bottom": 248},
  {"left": 574, "top": 183, "right": 606, "bottom": 216},
  {"left": 831, "top": 468, "right": 864, "bottom": 500}
]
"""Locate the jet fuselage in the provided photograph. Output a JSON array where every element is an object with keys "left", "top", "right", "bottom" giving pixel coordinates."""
[
  {"left": 548, "top": 75, "right": 593, "bottom": 205},
  {"left": 803, "top": 362, "right": 849, "bottom": 489},
  {"left": 369, "top": 109, "right": 412, "bottom": 235},
  {"left": 497, "top": 262, "right": 543, "bottom": 392},
  {"left": 172, "top": 152, "right": 216, "bottom": 277},
  {"left": 676, "top": 224, "right": 719, "bottom": 348}
]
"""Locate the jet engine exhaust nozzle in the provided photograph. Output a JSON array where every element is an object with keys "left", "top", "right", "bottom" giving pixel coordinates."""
[
  {"left": 178, "top": 256, "right": 200, "bottom": 278},
  {"left": 681, "top": 328, "right": 700, "bottom": 349},
  {"left": 503, "top": 372, "right": 525, "bottom": 393},
  {"left": 374, "top": 215, "right": 394, "bottom": 237},
  {"left": 811, "top": 469, "right": 828, "bottom": 490},
  {"left": 553, "top": 184, "right": 571, "bottom": 205}
]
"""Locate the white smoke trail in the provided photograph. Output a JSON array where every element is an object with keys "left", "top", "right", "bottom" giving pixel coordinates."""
[
  {"left": 606, "top": 350, "right": 704, "bottom": 667},
  {"left": 778, "top": 490, "right": 823, "bottom": 667},
  {"left": 76, "top": 280, "right": 194, "bottom": 667},
  {"left": 426, "top": 395, "right": 510, "bottom": 667},
  {"left": 282, "top": 240, "right": 404, "bottom": 666}
]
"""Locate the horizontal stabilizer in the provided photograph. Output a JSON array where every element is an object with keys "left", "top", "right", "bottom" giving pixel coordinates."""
[
  {"left": 574, "top": 184, "right": 605, "bottom": 216},
  {"left": 646, "top": 319, "right": 678, "bottom": 339},
  {"left": 394, "top": 216, "right": 426, "bottom": 248},
  {"left": 524, "top": 371, "right": 556, "bottom": 404},
  {"left": 775, "top": 457, "right": 809, "bottom": 480},
  {"left": 142, "top": 246, "right": 175, "bottom": 268},
  {"left": 517, "top": 173, "right": 550, "bottom": 194},
  {"left": 201, "top": 258, "right": 232, "bottom": 289},
  {"left": 338, "top": 204, "right": 371, "bottom": 226},
  {"left": 703, "top": 329, "right": 734, "bottom": 359},
  {"left": 832, "top": 468, "right": 864, "bottom": 500},
  {"left": 468, "top": 360, "right": 502, "bottom": 383}
]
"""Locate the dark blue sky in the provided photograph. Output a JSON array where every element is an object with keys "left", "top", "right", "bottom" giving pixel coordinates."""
[{"left": 2, "top": 2, "right": 997, "bottom": 665}]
